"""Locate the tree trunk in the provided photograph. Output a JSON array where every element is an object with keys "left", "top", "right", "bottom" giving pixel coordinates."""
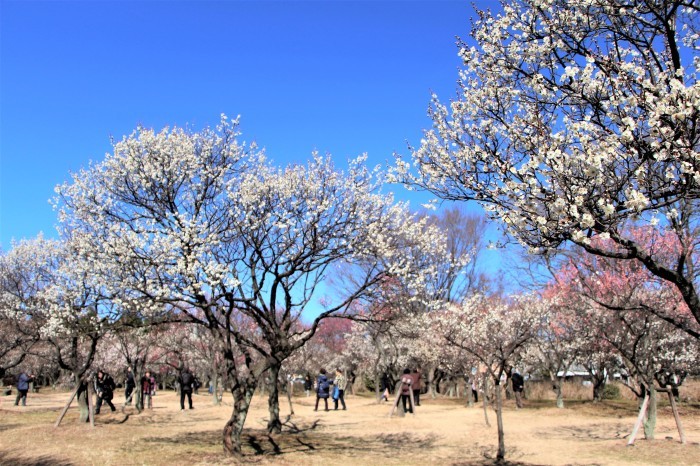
[
  {"left": 211, "top": 356, "right": 221, "bottom": 406},
  {"left": 427, "top": 364, "right": 438, "bottom": 399},
  {"left": 549, "top": 371, "right": 564, "bottom": 408},
  {"left": 446, "top": 378, "right": 455, "bottom": 398},
  {"left": 555, "top": 380, "right": 564, "bottom": 409},
  {"left": 266, "top": 364, "right": 282, "bottom": 434},
  {"left": 495, "top": 380, "right": 506, "bottom": 461},
  {"left": 504, "top": 375, "right": 513, "bottom": 400},
  {"left": 223, "top": 383, "right": 256, "bottom": 456},
  {"left": 374, "top": 366, "right": 382, "bottom": 403},
  {"left": 482, "top": 374, "right": 490, "bottom": 427},
  {"left": 592, "top": 377, "right": 605, "bottom": 402},
  {"left": 77, "top": 382, "right": 90, "bottom": 423},
  {"left": 466, "top": 377, "right": 474, "bottom": 407},
  {"left": 643, "top": 385, "right": 657, "bottom": 440}
]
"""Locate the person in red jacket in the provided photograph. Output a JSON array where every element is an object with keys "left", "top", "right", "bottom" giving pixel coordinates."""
[
  {"left": 400, "top": 368, "right": 413, "bottom": 414},
  {"left": 141, "top": 370, "right": 154, "bottom": 409},
  {"left": 411, "top": 369, "right": 422, "bottom": 407}
]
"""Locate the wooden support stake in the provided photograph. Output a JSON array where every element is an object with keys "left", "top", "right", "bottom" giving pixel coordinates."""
[
  {"left": 287, "top": 380, "right": 294, "bottom": 416},
  {"left": 388, "top": 383, "right": 403, "bottom": 417},
  {"left": 408, "top": 384, "right": 416, "bottom": 416},
  {"left": 87, "top": 382, "right": 95, "bottom": 427},
  {"left": 627, "top": 393, "right": 649, "bottom": 446},
  {"left": 54, "top": 383, "right": 80, "bottom": 428},
  {"left": 667, "top": 390, "right": 686, "bottom": 444}
]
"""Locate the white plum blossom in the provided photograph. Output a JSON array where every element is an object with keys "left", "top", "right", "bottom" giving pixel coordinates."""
[
  {"left": 54, "top": 115, "right": 448, "bottom": 452},
  {"left": 393, "top": 0, "right": 700, "bottom": 329}
]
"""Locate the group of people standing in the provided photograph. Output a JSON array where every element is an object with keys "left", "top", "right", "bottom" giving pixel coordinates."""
[
  {"left": 398, "top": 368, "right": 422, "bottom": 414},
  {"left": 94, "top": 367, "right": 158, "bottom": 413},
  {"left": 12, "top": 365, "right": 525, "bottom": 415},
  {"left": 313, "top": 368, "right": 348, "bottom": 411},
  {"left": 99, "top": 366, "right": 199, "bottom": 412},
  {"left": 379, "top": 368, "right": 423, "bottom": 414}
]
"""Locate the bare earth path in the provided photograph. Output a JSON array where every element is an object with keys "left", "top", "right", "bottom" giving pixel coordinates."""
[{"left": 0, "top": 390, "right": 698, "bottom": 465}]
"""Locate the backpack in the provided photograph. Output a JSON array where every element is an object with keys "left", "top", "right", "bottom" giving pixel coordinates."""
[
  {"left": 320, "top": 378, "right": 330, "bottom": 393},
  {"left": 107, "top": 375, "right": 116, "bottom": 391},
  {"left": 181, "top": 371, "right": 193, "bottom": 387}
]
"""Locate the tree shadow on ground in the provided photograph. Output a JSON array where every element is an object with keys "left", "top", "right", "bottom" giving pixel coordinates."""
[
  {"left": 0, "top": 423, "right": 20, "bottom": 432},
  {"left": 140, "top": 420, "right": 441, "bottom": 461},
  {"left": 0, "top": 451, "right": 75, "bottom": 466},
  {"left": 448, "top": 442, "right": 560, "bottom": 466},
  {"left": 142, "top": 429, "right": 222, "bottom": 448},
  {"left": 534, "top": 423, "right": 629, "bottom": 442},
  {"left": 452, "top": 461, "right": 574, "bottom": 466}
]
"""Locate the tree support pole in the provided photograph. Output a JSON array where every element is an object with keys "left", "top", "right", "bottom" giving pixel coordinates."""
[
  {"left": 286, "top": 380, "right": 294, "bottom": 416},
  {"left": 54, "top": 384, "right": 81, "bottom": 428},
  {"left": 388, "top": 384, "right": 403, "bottom": 417},
  {"left": 408, "top": 383, "right": 416, "bottom": 416},
  {"left": 87, "top": 382, "right": 95, "bottom": 427},
  {"left": 660, "top": 388, "right": 686, "bottom": 444},
  {"left": 628, "top": 393, "right": 649, "bottom": 446}
]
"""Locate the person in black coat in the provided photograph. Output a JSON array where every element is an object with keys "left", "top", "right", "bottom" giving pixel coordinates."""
[
  {"left": 511, "top": 370, "right": 525, "bottom": 409},
  {"left": 124, "top": 367, "right": 135, "bottom": 406},
  {"left": 304, "top": 374, "right": 313, "bottom": 397},
  {"left": 178, "top": 367, "right": 195, "bottom": 410},
  {"left": 314, "top": 368, "right": 331, "bottom": 412},
  {"left": 95, "top": 370, "right": 117, "bottom": 414}
]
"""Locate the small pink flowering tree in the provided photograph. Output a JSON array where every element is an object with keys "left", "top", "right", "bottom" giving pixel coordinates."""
[{"left": 436, "top": 294, "right": 547, "bottom": 461}]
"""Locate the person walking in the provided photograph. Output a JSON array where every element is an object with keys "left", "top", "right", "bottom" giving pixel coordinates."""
[
  {"left": 124, "top": 367, "right": 135, "bottom": 406},
  {"left": 193, "top": 374, "right": 201, "bottom": 395},
  {"left": 380, "top": 373, "right": 391, "bottom": 402},
  {"left": 400, "top": 368, "right": 414, "bottom": 414},
  {"left": 178, "top": 367, "right": 195, "bottom": 410},
  {"left": 94, "top": 370, "right": 117, "bottom": 414},
  {"left": 333, "top": 368, "right": 347, "bottom": 410},
  {"left": 511, "top": 369, "right": 525, "bottom": 409},
  {"left": 14, "top": 370, "right": 34, "bottom": 406},
  {"left": 150, "top": 373, "right": 157, "bottom": 396},
  {"left": 304, "top": 374, "right": 313, "bottom": 397},
  {"left": 411, "top": 368, "right": 422, "bottom": 407},
  {"left": 141, "top": 370, "right": 154, "bottom": 409},
  {"left": 314, "top": 368, "right": 331, "bottom": 412}
]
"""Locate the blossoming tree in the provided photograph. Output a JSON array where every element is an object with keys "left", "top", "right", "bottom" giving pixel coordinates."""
[
  {"left": 394, "top": 0, "right": 700, "bottom": 332},
  {"left": 436, "top": 294, "right": 547, "bottom": 461},
  {"left": 550, "top": 234, "right": 699, "bottom": 439},
  {"left": 1, "top": 236, "right": 116, "bottom": 423},
  {"left": 55, "top": 116, "right": 446, "bottom": 455},
  {"left": 0, "top": 238, "right": 54, "bottom": 382}
]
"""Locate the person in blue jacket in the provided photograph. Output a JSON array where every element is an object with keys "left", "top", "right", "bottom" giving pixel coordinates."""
[
  {"left": 14, "top": 370, "right": 34, "bottom": 406},
  {"left": 314, "top": 368, "right": 331, "bottom": 412}
]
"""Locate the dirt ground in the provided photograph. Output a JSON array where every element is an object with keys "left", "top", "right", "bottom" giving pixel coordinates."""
[{"left": 0, "top": 389, "right": 699, "bottom": 465}]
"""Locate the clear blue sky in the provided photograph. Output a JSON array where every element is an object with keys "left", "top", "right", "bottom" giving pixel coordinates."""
[{"left": 1, "top": 0, "right": 496, "bottom": 250}]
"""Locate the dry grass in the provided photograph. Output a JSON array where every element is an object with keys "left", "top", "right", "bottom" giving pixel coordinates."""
[
  {"left": 525, "top": 381, "right": 594, "bottom": 401},
  {"left": 525, "top": 379, "right": 700, "bottom": 403},
  {"left": 1, "top": 388, "right": 699, "bottom": 465}
]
